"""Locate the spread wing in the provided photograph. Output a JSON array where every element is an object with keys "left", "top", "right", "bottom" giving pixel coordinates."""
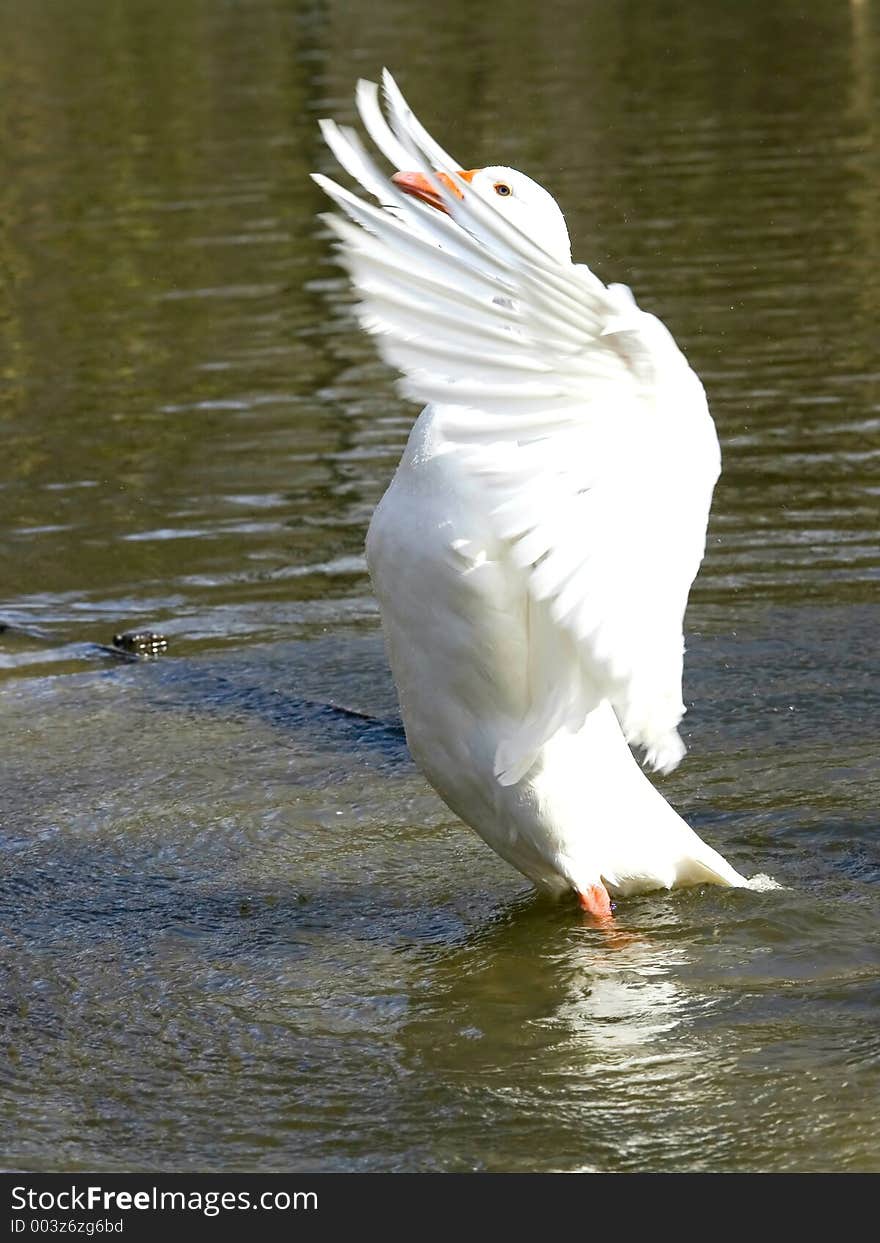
[{"left": 313, "top": 70, "right": 721, "bottom": 783}]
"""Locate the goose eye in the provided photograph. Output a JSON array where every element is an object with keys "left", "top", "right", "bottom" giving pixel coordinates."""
[{"left": 494, "top": 182, "right": 512, "bottom": 197}]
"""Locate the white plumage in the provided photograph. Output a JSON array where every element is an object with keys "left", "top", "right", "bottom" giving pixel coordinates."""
[{"left": 313, "top": 71, "right": 746, "bottom": 917}]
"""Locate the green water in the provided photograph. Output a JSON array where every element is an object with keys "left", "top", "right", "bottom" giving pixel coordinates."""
[{"left": 1, "top": 0, "right": 878, "bottom": 1171}]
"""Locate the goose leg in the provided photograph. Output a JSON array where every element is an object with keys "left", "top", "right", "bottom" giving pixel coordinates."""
[{"left": 577, "top": 882, "right": 613, "bottom": 922}]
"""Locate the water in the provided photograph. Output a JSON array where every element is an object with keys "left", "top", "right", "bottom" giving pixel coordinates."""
[{"left": 1, "top": 0, "right": 878, "bottom": 1172}]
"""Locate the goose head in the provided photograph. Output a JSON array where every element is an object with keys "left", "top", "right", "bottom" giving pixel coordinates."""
[{"left": 392, "top": 164, "right": 572, "bottom": 266}]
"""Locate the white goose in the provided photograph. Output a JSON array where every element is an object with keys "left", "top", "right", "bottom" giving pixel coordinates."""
[{"left": 313, "top": 72, "right": 747, "bottom": 919}]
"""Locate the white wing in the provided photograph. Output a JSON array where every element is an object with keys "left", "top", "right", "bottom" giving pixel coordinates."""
[{"left": 313, "top": 70, "right": 721, "bottom": 783}]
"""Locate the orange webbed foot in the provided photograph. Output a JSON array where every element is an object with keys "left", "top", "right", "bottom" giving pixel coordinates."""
[{"left": 577, "top": 882, "right": 614, "bottom": 923}]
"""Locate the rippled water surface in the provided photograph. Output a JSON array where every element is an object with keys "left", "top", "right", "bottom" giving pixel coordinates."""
[{"left": 1, "top": 0, "right": 879, "bottom": 1172}]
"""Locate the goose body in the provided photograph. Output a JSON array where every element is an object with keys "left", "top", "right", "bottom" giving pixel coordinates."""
[{"left": 315, "top": 73, "right": 747, "bottom": 915}]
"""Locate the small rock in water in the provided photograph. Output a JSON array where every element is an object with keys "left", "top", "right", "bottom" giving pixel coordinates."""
[{"left": 111, "top": 630, "right": 169, "bottom": 658}]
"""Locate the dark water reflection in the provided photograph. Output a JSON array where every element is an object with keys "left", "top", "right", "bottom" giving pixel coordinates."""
[{"left": 1, "top": 0, "right": 879, "bottom": 1171}]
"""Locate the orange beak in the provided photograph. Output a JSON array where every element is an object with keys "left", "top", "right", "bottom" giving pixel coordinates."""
[{"left": 392, "top": 168, "right": 478, "bottom": 214}]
